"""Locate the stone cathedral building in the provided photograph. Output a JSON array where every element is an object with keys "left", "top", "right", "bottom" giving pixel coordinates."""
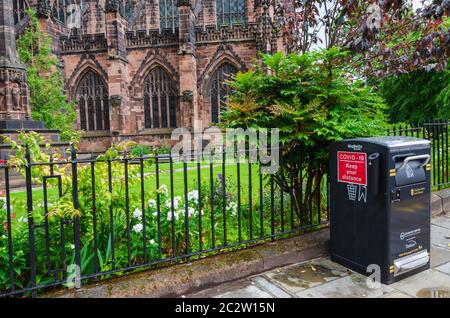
[{"left": 11, "top": 0, "right": 284, "bottom": 152}]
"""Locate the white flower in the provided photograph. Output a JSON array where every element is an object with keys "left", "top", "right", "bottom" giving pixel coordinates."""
[
  {"left": 18, "top": 216, "right": 27, "bottom": 223},
  {"left": 227, "top": 202, "right": 238, "bottom": 216},
  {"left": 1, "top": 234, "right": 6, "bottom": 240},
  {"left": 149, "top": 239, "right": 156, "bottom": 245},
  {"left": 132, "top": 208, "right": 142, "bottom": 220},
  {"left": 167, "top": 211, "right": 179, "bottom": 221},
  {"left": 152, "top": 211, "right": 158, "bottom": 217},
  {"left": 0, "top": 197, "right": 6, "bottom": 208},
  {"left": 132, "top": 223, "right": 143, "bottom": 234},
  {"left": 188, "top": 190, "right": 199, "bottom": 202},
  {"left": 157, "top": 185, "right": 168, "bottom": 195},
  {"left": 188, "top": 207, "right": 196, "bottom": 218},
  {"left": 70, "top": 244, "right": 75, "bottom": 250},
  {"left": 148, "top": 199, "right": 157, "bottom": 209},
  {"left": 165, "top": 196, "right": 182, "bottom": 210}
]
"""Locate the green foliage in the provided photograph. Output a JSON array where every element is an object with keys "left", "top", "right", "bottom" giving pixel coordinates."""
[
  {"left": 223, "top": 48, "right": 387, "bottom": 160},
  {"left": 436, "top": 67, "right": 450, "bottom": 119},
  {"left": 154, "top": 144, "right": 172, "bottom": 155},
  {"left": 129, "top": 145, "right": 152, "bottom": 157},
  {"left": 0, "top": 132, "right": 297, "bottom": 293},
  {"left": 377, "top": 64, "right": 450, "bottom": 123},
  {"left": 16, "top": 9, "right": 78, "bottom": 142},
  {"left": 222, "top": 48, "right": 387, "bottom": 221}
]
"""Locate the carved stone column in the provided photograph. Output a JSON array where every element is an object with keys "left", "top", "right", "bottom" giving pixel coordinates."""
[
  {"left": 0, "top": 0, "right": 30, "bottom": 121},
  {"left": 177, "top": 0, "right": 197, "bottom": 130},
  {"left": 105, "top": 0, "right": 131, "bottom": 134},
  {"left": 254, "top": 0, "right": 275, "bottom": 54}
]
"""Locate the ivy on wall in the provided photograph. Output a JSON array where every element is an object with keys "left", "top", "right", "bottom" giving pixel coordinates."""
[{"left": 17, "top": 9, "right": 79, "bottom": 142}]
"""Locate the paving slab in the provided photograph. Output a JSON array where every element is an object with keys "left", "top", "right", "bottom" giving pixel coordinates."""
[
  {"left": 431, "top": 216, "right": 450, "bottom": 229},
  {"left": 382, "top": 291, "right": 412, "bottom": 298},
  {"left": 430, "top": 224, "right": 450, "bottom": 248},
  {"left": 188, "top": 280, "right": 264, "bottom": 298},
  {"left": 213, "top": 285, "right": 273, "bottom": 298},
  {"left": 295, "top": 274, "right": 394, "bottom": 298},
  {"left": 390, "top": 269, "right": 450, "bottom": 298},
  {"left": 431, "top": 193, "right": 443, "bottom": 217},
  {"left": 251, "top": 276, "right": 293, "bottom": 298},
  {"left": 264, "top": 257, "right": 351, "bottom": 294},
  {"left": 430, "top": 245, "right": 450, "bottom": 267},
  {"left": 434, "top": 189, "right": 450, "bottom": 213},
  {"left": 435, "top": 261, "right": 450, "bottom": 275}
]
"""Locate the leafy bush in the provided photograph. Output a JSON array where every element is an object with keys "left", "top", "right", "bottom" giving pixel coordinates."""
[
  {"left": 377, "top": 64, "right": 450, "bottom": 123},
  {"left": 222, "top": 48, "right": 387, "bottom": 223},
  {"left": 129, "top": 145, "right": 152, "bottom": 157},
  {"left": 155, "top": 144, "right": 172, "bottom": 155}
]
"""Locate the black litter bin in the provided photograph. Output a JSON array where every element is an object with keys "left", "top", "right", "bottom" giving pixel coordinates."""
[{"left": 329, "top": 136, "right": 431, "bottom": 284}]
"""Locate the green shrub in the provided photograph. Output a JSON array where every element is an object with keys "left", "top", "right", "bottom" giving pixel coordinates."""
[
  {"left": 377, "top": 64, "right": 450, "bottom": 123},
  {"left": 129, "top": 145, "right": 152, "bottom": 157},
  {"left": 222, "top": 48, "right": 387, "bottom": 223}
]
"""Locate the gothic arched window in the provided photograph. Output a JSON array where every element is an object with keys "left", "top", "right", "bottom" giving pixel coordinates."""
[
  {"left": 143, "top": 67, "right": 177, "bottom": 129},
  {"left": 76, "top": 70, "right": 110, "bottom": 131},
  {"left": 216, "top": 0, "right": 246, "bottom": 26},
  {"left": 210, "top": 62, "right": 237, "bottom": 124},
  {"left": 160, "top": 0, "right": 179, "bottom": 30},
  {"left": 12, "top": 0, "right": 28, "bottom": 25}
]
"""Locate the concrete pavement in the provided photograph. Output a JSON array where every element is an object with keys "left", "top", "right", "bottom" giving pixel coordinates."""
[{"left": 187, "top": 212, "right": 450, "bottom": 298}]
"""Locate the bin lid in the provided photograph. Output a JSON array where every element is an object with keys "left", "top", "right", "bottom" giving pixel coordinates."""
[{"left": 341, "top": 136, "right": 430, "bottom": 149}]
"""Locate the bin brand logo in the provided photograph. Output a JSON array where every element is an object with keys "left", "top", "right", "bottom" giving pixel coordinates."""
[
  {"left": 347, "top": 144, "right": 363, "bottom": 151},
  {"left": 400, "top": 228, "right": 421, "bottom": 241},
  {"left": 411, "top": 187, "right": 425, "bottom": 196},
  {"left": 400, "top": 228, "right": 421, "bottom": 249},
  {"left": 337, "top": 151, "right": 367, "bottom": 186}
]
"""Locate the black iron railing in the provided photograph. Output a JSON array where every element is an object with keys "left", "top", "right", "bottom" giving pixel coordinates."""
[
  {"left": 0, "top": 146, "right": 328, "bottom": 297},
  {"left": 387, "top": 120, "right": 450, "bottom": 189},
  {"left": 5, "top": 120, "right": 448, "bottom": 297}
]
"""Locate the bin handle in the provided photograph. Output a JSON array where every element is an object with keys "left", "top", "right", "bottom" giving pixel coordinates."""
[{"left": 398, "top": 154, "right": 430, "bottom": 171}]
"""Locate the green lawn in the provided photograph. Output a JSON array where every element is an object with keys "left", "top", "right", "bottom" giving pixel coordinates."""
[{"left": 9, "top": 161, "right": 267, "bottom": 216}]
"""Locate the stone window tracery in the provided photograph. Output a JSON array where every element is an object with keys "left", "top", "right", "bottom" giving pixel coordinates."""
[
  {"left": 76, "top": 70, "right": 110, "bottom": 131},
  {"left": 160, "top": 0, "right": 178, "bottom": 30},
  {"left": 210, "top": 62, "right": 237, "bottom": 124},
  {"left": 143, "top": 66, "right": 177, "bottom": 129},
  {"left": 216, "top": 0, "right": 246, "bottom": 26}
]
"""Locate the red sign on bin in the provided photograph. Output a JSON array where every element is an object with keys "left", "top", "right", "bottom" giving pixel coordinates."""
[{"left": 337, "top": 151, "right": 367, "bottom": 186}]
